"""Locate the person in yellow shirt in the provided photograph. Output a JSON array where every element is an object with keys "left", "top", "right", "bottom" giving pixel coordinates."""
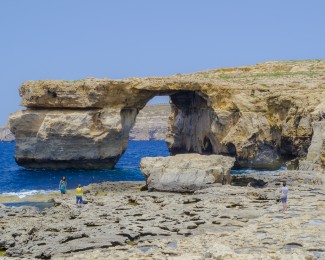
[{"left": 76, "top": 184, "right": 83, "bottom": 207}]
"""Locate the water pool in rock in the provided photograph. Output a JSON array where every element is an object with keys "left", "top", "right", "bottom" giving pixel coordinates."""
[{"left": 3, "top": 201, "right": 54, "bottom": 211}]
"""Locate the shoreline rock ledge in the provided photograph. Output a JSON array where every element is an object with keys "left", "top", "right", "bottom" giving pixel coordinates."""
[{"left": 140, "top": 154, "right": 235, "bottom": 192}]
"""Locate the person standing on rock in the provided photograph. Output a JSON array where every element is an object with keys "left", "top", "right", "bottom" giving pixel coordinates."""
[
  {"left": 59, "top": 176, "right": 67, "bottom": 195},
  {"left": 280, "top": 181, "right": 288, "bottom": 212},
  {"left": 76, "top": 184, "right": 83, "bottom": 207}
]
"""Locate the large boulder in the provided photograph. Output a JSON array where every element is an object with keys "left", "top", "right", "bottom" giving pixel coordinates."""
[{"left": 140, "top": 154, "right": 235, "bottom": 192}]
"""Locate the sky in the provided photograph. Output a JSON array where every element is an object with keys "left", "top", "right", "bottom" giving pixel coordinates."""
[{"left": 0, "top": 1, "right": 325, "bottom": 126}]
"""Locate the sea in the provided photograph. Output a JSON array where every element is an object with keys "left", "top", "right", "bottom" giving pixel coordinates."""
[{"left": 0, "top": 141, "right": 284, "bottom": 198}]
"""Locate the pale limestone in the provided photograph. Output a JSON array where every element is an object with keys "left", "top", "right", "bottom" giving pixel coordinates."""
[
  {"left": 140, "top": 154, "right": 235, "bottom": 192},
  {"left": 9, "top": 60, "right": 325, "bottom": 169},
  {"left": 299, "top": 121, "right": 325, "bottom": 172},
  {"left": 0, "top": 170, "right": 324, "bottom": 259},
  {"left": 9, "top": 108, "right": 137, "bottom": 169}
]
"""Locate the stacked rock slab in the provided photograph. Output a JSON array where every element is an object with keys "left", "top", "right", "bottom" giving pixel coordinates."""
[
  {"left": 9, "top": 60, "right": 325, "bottom": 169},
  {"left": 140, "top": 154, "right": 235, "bottom": 192}
]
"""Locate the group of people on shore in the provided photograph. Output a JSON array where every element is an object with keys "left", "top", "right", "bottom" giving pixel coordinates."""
[
  {"left": 58, "top": 176, "right": 83, "bottom": 207},
  {"left": 60, "top": 175, "right": 289, "bottom": 211}
]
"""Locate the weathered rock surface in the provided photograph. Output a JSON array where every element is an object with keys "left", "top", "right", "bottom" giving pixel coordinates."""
[
  {"left": 0, "top": 121, "right": 15, "bottom": 142},
  {"left": 1, "top": 104, "right": 170, "bottom": 142},
  {"left": 0, "top": 170, "right": 324, "bottom": 259},
  {"left": 299, "top": 121, "right": 325, "bottom": 173},
  {"left": 9, "top": 60, "right": 325, "bottom": 169},
  {"left": 129, "top": 104, "right": 170, "bottom": 140},
  {"left": 140, "top": 154, "right": 235, "bottom": 192},
  {"left": 10, "top": 108, "right": 137, "bottom": 169},
  {"left": 0, "top": 128, "right": 14, "bottom": 142}
]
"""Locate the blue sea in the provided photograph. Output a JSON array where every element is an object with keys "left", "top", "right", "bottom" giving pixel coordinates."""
[{"left": 0, "top": 141, "right": 284, "bottom": 198}]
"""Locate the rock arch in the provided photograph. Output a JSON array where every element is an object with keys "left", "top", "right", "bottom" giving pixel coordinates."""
[{"left": 9, "top": 60, "right": 325, "bottom": 170}]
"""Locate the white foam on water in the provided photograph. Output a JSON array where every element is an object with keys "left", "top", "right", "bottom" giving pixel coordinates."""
[
  {"left": 1, "top": 189, "right": 58, "bottom": 198},
  {"left": 232, "top": 166, "right": 287, "bottom": 175}
]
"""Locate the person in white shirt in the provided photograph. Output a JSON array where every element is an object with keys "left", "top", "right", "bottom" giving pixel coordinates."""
[{"left": 280, "top": 181, "right": 288, "bottom": 212}]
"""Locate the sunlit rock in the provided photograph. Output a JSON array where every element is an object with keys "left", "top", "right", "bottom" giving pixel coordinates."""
[
  {"left": 140, "top": 154, "right": 235, "bottom": 192},
  {"left": 9, "top": 60, "right": 325, "bottom": 169}
]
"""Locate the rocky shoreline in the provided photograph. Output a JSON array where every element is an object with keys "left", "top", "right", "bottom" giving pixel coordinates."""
[{"left": 0, "top": 170, "right": 324, "bottom": 259}]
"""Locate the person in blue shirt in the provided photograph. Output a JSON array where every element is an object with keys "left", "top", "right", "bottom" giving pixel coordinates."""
[{"left": 59, "top": 176, "right": 67, "bottom": 195}]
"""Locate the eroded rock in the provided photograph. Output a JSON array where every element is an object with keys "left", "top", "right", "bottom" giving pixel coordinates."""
[
  {"left": 0, "top": 170, "right": 324, "bottom": 259},
  {"left": 140, "top": 154, "right": 235, "bottom": 192},
  {"left": 299, "top": 121, "right": 325, "bottom": 172},
  {"left": 9, "top": 108, "right": 137, "bottom": 169},
  {"left": 9, "top": 60, "right": 325, "bottom": 169},
  {"left": 0, "top": 120, "right": 15, "bottom": 142}
]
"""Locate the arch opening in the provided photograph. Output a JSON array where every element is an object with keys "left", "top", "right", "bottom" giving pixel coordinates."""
[{"left": 129, "top": 96, "right": 170, "bottom": 141}]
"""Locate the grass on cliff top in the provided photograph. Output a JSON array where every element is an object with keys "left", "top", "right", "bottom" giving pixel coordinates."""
[{"left": 216, "top": 71, "right": 315, "bottom": 80}]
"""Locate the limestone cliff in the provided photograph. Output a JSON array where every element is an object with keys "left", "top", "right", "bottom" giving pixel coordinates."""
[
  {"left": 0, "top": 121, "right": 15, "bottom": 142},
  {"left": 1, "top": 104, "right": 170, "bottom": 142},
  {"left": 9, "top": 60, "right": 325, "bottom": 170},
  {"left": 129, "top": 104, "right": 170, "bottom": 140},
  {"left": 299, "top": 121, "right": 325, "bottom": 172}
]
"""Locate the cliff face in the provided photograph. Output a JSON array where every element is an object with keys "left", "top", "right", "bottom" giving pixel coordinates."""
[
  {"left": 1, "top": 105, "right": 170, "bottom": 142},
  {"left": 0, "top": 121, "right": 15, "bottom": 142},
  {"left": 299, "top": 121, "right": 325, "bottom": 171},
  {"left": 0, "top": 128, "right": 15, "bottom": 142},
  {"left": 9, "top": 60, "right": 325, "bottom": 170},
  {"left": 129, "top": 104, "right": 170, "bottom": 140},
  {"left": 10, "top": 108, "right": 137, "bottom": 169}
]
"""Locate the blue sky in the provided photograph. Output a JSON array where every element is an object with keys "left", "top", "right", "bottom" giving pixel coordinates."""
[{"left": 0, "top": 1, "right": 324, "bottom": 125}]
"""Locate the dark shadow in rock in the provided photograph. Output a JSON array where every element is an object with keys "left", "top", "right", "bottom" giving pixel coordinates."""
[
  {"left": 284, "top": 243, "right": 303, "bottom": 250},
  {"left": 231, "top": 176, "right": 268, "bottom": 188}
]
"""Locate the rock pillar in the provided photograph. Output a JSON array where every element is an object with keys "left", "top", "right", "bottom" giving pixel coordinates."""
[
  {"left": 10, "top": 108, "right": 137, "bottom": 169},
  {"left": 299, "top": 121, "right": 325, "bottom": 172}
]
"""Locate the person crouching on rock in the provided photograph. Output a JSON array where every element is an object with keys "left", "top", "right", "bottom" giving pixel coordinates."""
[
  {"left": 59, "top": 176, "right": 67, "bottom": 195},
  {"left": 280, "top": 181, "right": 288, "bottom": 212},
  {"left": 76, "top": 184, "right": 83, "bottom": 207}
]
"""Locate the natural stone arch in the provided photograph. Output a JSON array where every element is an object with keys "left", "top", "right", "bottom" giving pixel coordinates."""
[
  {"left": 9, "top": 60, "right": 325, "bottom": 171},
  {"left": 10, "top": 88, "right": 217, "bottom": 169}
]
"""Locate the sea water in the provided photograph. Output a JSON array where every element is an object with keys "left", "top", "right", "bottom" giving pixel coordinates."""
[
  {"left": 0, "top": 141, "right": 284, "bottom": 197},
  {"left": 0, "top": 141, "right": 169, "bottom": 197}
]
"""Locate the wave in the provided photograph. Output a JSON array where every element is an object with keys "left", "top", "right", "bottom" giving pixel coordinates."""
[{"left": 0, "top": 189, "right": 58, "bottom": 199}]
